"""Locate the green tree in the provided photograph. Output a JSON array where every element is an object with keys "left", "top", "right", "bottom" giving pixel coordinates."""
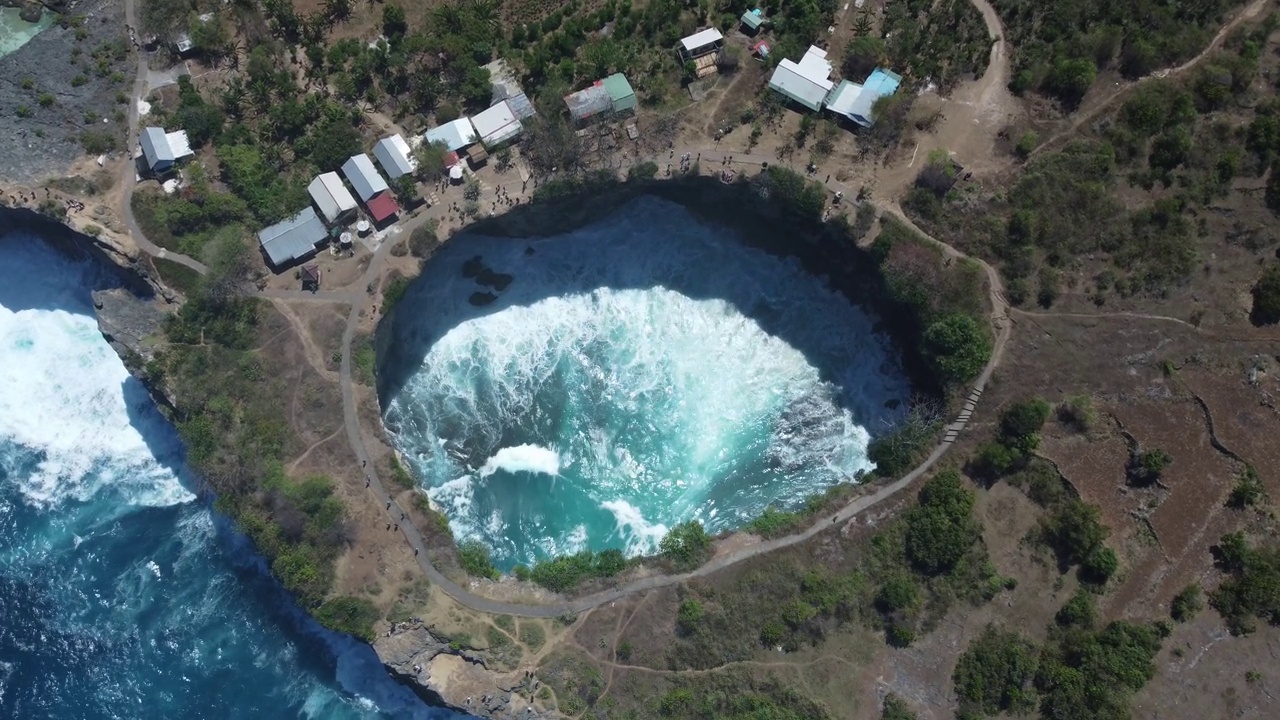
[
  {"left": 953, "top": 625, "right": 1039, "bottom": 719},
  {"left": 880, "top": 694, "right": 917, "bottom": 720},
  {"left": 843, "top": 35, "right": 886, "bottom": 80},
  {"left": 1056, "top": 589, "right": 1097, "bottom": 628},
  {"left": 1251, "top": 265, "right": 1280, "bottom": 325},
  {"left": 1170, "top": 583, "right": 1202, "bottom": 622},
  {"left": 922, "top": 313, "right": 991, "bottom": 387},
  {"left": 458, "top": 540, "right": 499, "bottom": 580},
  {"left": 1048, "top": 58, "right": 1097, "bottom": 104},
  {"left": 904, "top": 469, "right": 979, "bottom": 575},
  {"left": 1040, "top": 499, "right": 1107, "bottom": 567},
  {"left": 660, "top": 521, "right": 711, "bottom": 567}
]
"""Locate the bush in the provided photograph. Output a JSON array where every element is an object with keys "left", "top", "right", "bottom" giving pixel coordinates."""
[
  {"left": 1170, "top": 583, "right": 1202, "bottom": 622},
  {"left": 1209, "top": 532, "right": 1280, "bottom": 634},
  {"left": 881, "top": 694, "right": 917, "bottom": 720},
  {"left": 922, "top": 313, "right": 991, "bottom": 387},
  {"left": 1056, "top": 589, "right": 1097, "bottom": 628},
  {"left": 676, "top": 599, "right": 704, "bottom": 634},
  {"left": 80, "top": 130, "right": 119, "bottom": 154},
  {"left": 628, "top": 161, "right": 658, "bottom": 181},
  {"left": 1081, "top": 545, "right": 1119, "bottom": 584},
  {"left": 1126, "top": 448, "right": 1171, "bottom": 486},
  {"left": 904, "top": 469, "right": 979, "bottom": 575},
  {"left": 660, "top": 521, "right": 712, "bottom": 568},
  {"left": 953, "top": 624, "right": 1040, "bottom": 719},
  {"left": 746, "top": 507, "right": 802, "bottom": 537},
  {"left": 1036, "top": 621, "right": 1162, "bottom": 720},
  {"left": 1040, "top": 499, "right": 1108, "bottom": 568},
  {"left": 409, "top": 220, "right": 440, "bottom": 258},
  {"left": 518, "top": 622, "right": 546, "bottom": 651},
  {"left": 314, "top": 596, "right": 380, "bottom": 641},
  {"left": 1000, "top": 398, "right": 1051, "bottom": 441},
  {"left": 868, "top": 404, "right": 941, "bottom": 478},
  {"left": 1014, "top": 131, "right": 1039, "bottom": 159},
  {"left": 1228, "top": 466, "right": 1266, "bottom": 509},
  {"left": 529, "top": 549, "right": 628, "bottom": 592},
  {"left": 1057, "top": 395, "right": 1095, "bottom": 431},
  {"left": 457, "top": 540, "right": 499, "bottom": 580},
  {"left": 1250, "top": 265, "right": 1280, "bottom": 325}
]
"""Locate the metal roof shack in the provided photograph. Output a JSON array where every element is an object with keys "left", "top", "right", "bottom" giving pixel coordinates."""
[
  {"left": 307, "top": 172, "right": 357, "bottom": 223},
  {"left": 258, "top": 207, "right": 327, "bottom": 269},
  {"left": 365, "top": 191, "right": 399, "bottom": 224},
  {"left": 564, "top": 83, "right": 612, "bottom": 123},
  {"left": 505, "top": 92, "right": 536, "bottom": 120},
  {"left": 824, "top": 68, "right": 903, "bottom": 127},
  {"left": 767, "top": 45, "right": 834, "bottom": 112},
  {"left": 424, "top": 118, "right": 478, "bottom": 151},
  {"left": 603, "top": 73, "right": 637, "bottom": 114},
  {"left": 741, "top": 9, "right": 766, "bottom": 33},
  {"left": 678, "top": 28, "right": 723, "bottom": 61},
  {"left": 341, "top": 153, "right": 389, "bottom": 202},
  {"left": 472, "top": 100, "right": 523, "bottom": 147},
  {"left": 140, "top": 126, "right": 194, "bottom": 173},
  {"left": 373, "top": 134, "right": 417, "bottom": 180}
]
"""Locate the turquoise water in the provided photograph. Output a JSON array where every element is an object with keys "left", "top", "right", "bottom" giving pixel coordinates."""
[
  {"left": 0, "top": 8, "right": 52, "bottom": 58},
  {"left": 382, "top": 197, "right": 909, "bottom": 569},
  {"left": 0, "top": 236, "right": 471, "bottom": 719}
]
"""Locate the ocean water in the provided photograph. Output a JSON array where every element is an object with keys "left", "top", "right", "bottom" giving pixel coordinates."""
[
  {"left": 0, "top": 236, "right": 472, "bottom": 719},
  {"left": 382, "top": 197, "right": 910, "bottom": 569},
  {"left": 0, "top": 8, "right": 53, "bottom": 58}
]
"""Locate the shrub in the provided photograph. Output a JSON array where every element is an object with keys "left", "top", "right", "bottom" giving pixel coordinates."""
[
  {"left": 1057, "top": 395, "right": 1096, "bottom": 432},
  {"left": 628, "top": 161, "right": 658, "bottom": 181},
  {"left": 529, "top": 549, "right": 628, "bottom": 592},
  {"left": 314, "top": 596, "right": 380, "bottom": 641},
  {"left": 1209, "top": 532, "right": 1280, "bottom": 634},
  {"left": 676, "top": 599, "right": 704, "bottom": 634},
  {"left": 409, "top": 219, "right": 439, "bottom": 258},
  {"left": 904, "top": 469, "right": 979, "bottom": 575},
  {"left": 1250, "top": 265, "right": 1280, "bottom": 325},
  {"left": 1227, "top": 466, "right": 1266, "bottom": 509},
  {"left": 660, "top": 521, "right": 711, "bottom": 567},
  {"left": 1040, "top": 499, "right": 1108, "bottom": 568},
  {"left": 1170, "top": 584, "right": 1202, "bottom": 622},
  {"left": 1000, "top": 398, "right": 1052, "bottom": 441},
  {"left": 1081, "top": 545, "right": 1119, "bottom": 584},
  {"left": 15, "top": 105, "right": 33, "bottom": 118},
  {"left": 953, "top": 625, "right": 1039, "bottom": 719},
  {"left": 1056, "top": 589, "right": 1097, "bottom": 628},
  {"left": 457, "top": 540, "right": 499, "bottom": 580},
  {"left": 1014, "top": 131, "right": 1038, "bottom": 159},
  {"left": 518, "top": 622, "right": 545, "bottom": 651},
  {"left": 881, "top": 694, "right": 917, "bottom": 720},
  {"left": 38, "top": 92, "right": 55, "bottom": 107},
  {"left": 876, "top": 573, "right": 920, "bottom": 613},
  {"left": 1036, "top": 621, "right": 1162, "bottom": 720},
  {"left": 922, "top": 313, "right": 991, "bottom": 387},
  {"left": 1126, "top": 448, "right": 1171, "bottom": 486}
]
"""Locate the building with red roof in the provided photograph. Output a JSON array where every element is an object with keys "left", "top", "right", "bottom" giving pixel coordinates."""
[{"left": 366, "top": 191, "right": 399, "bottom": 225}]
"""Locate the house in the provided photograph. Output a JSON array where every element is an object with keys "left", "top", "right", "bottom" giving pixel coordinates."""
[
  {"left": 766, "top": 45, "right": 834, "bottom": 112},
  {"left": 485, "top": 58, "right": 525, "bottom": 105},
  {"left": 603, "top": 73, "right": 637, "bottom": 115},
  {"left": 365, "top": 191, "right": 399, "bottom": 225},
  {"left": 750, "top": 40, "right": 771, "bottom": 60},
  {"left": 677, "top": 28, "right": 723, "bottom": 62},
  {"left": 424, "top": 118, "right": 478, "bottom": 152},
  {"left": 258, "top": 207, "right": 328, "bottom": 269},
  {"left": 471, "top": 100, "right": 523, "bottom": 148},
  {"left": 139, "top": 126, "right": 194, "bottom": 174},
  {"left": 505, "top": 92, "right": 536, "bottom": 120},
  {"left": 824, "top": 68, "right": 904, "bottom": 127},
  {"left": 307, "top": 172, "right": 357, "bottom": 224},
  {"left": 741, "top": 9, "right": 766, "bottom": 35},
  {"left": 341, "top": 153, "right": 389, "bottom": 203},
  {"left": 373, "top": 134, "right": 417, "bottom": 180},
  {"left": 564, "top": 83, "right": 612, "bottom": 123}
]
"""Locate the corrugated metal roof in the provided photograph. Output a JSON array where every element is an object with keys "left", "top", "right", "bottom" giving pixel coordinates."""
[
  {"left": 564, "top": 84, "right": 612, "bottom": 122},
  {"left": 140, "top": 127, "right": 173, "bottom": 168},
  {"left": 308, "top": 172, "right": 357, "bottom": 223},
  {"left": 341, "top": 154, "right": 389, "bottom": 202},
  {"left": 258, "top": 207, "right": 327, "bottom": 268},
  {"left": 827, "top": 68, "right": 903, "bottom": 127},
  {"left": 472, "top": 101, "right": 522, "bottom": 146},
  {"left": 366, "top": 191, "right": 399, "bottom": 223},
  {"left": 164, "top": 131, "right": 193, "bottom": 160},
  {"left": 424, "top": 118, "right": 478, "bottom": 151},
  {"left": 767, "top": 46, "right": 833, "bottom": 111},
  {"left": 741, "top": 10, "right": 764, "bottom": 29},
  {"left": 506, "top": 92, "right": 536, "bottom": 120},
  {"left": 679, "top": 28, "right": 723, "bottom": 52},
  {"left": 374, "top": 135, "right": 417, "bottom": 179}
]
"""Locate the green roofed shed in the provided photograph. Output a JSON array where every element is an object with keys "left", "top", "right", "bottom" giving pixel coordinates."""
[
  {"left": 741, "top": 10, "right": 765, "bottom": 32},
  {"left": 602, "top": 73, "right": 637, "bottom": 114}
]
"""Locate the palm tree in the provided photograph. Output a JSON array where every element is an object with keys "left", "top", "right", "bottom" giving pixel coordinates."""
[
  {"left": 324, "top": 0, "right": 353, "bottom": 23},
  {"left": 433, "top": 3, "right": 465, "bottom": 36},
  {"left": 853, "top": 11, "right": 872, "bottom": 38},
  {"left": 466, "top": 0, "right": 500, "bottom": 32}
]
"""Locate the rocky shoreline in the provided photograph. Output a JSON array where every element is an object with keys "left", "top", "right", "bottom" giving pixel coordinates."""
[{"left": 0, "top": 0, "right": 131, "bottom": 184}]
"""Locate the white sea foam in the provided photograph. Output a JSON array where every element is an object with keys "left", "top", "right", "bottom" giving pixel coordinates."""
[
  {"left": 477, "top": 443, "right": 561, "bottom": 478},
  {"left": 385, "top": 197, "right": 911, "bottom": 567},
  {"left": 0, "top": 236, "right": 192, "bottom": 509},
  {"left": 601, "top": 499, "right": 669, "bottom": 557}
]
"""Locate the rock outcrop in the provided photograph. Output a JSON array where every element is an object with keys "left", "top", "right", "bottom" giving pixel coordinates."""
[{"left": 375, "top": 625, "right": 546, "bottom": 719}]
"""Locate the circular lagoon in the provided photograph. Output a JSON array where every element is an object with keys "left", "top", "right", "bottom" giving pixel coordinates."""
[{"left": 381, "top": 197, "right": 909, "bottom": 569}]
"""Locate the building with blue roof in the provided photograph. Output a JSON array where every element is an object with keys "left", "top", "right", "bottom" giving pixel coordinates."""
[{"left": 824, "top": 68, "right": 903, "bottom": 128}]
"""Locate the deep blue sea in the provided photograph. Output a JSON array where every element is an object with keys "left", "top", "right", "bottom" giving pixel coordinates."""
[{"left": 0, "top": 235, "right": 473, "bottom": 719}]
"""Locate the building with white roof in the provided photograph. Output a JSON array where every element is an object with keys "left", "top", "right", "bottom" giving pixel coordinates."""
[
  {"left": 824, "top": 68, "right": 905, "bottom": 127},
  {"left": 373, "top": 134, "right": 417, "bottom": 180},
  {"left": 424, "top": 118, "right": 478, "bottom": 152},
  {"left": 307, "top": 172, "right": 357, "bottom": 224},
  {"left": 678, "top": 28, "right": 724, "bottom": 61},
  {"left": 139, "top": 126, "right": 194, "bottom": 173},
  {"left": 341, "top": 153, "right": 389, "bottom": 203},
  {"left": 471, "top": 100, "right": 523, "bottom": 147},
  {"left": 766, "top": 45, "right": 834, "bottom": 112}
]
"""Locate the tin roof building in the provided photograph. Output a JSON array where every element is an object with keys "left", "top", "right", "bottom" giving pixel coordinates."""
[
  {"left": 472, "top": 100, "right": 523, "bottom": 147},
  {"left": 603, "top": 73, "right": 637, "bottom": 114},
  {"left": 824, "top": 68, "right": 904, "bottom": 127},
  {"left": 258, "top": 207, "right": 327, "bottom": 269},
  {"left": 307, "top": 172, "right": 357, "bottom": 223},
  {"left": 564, "top": 83, "right": 612, "bottom": 123},
  {"left": 766, "top": 45, "right": 834, "bottom": 112},
  {"left": 139, "top": 126, "right": 194, "bottom": 173},
  {"left": 424, "top": 118, "right": 478, "bottom": 152},
  {"left": 373, "top": 134, "right": 417, "bottom": 180},
  {"left": 341, "top": 153, "right": 389, "bottom": 203}
]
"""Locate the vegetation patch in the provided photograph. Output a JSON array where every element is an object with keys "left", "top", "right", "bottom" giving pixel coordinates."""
[{"left": 1209, "top": 532, "right": 1280, "bottom": 634}]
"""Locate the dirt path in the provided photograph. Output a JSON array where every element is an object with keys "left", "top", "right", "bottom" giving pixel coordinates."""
[
  {"left": 1033, "top": 0, "right": 1272, "bottom": 157},
  {"left": 269, "top": 298, "right": 342, "bottom": 382}
]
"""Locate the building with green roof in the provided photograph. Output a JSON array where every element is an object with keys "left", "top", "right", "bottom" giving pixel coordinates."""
[{"left": 602, "top": 73, "right": 637, "bottom": 114}]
